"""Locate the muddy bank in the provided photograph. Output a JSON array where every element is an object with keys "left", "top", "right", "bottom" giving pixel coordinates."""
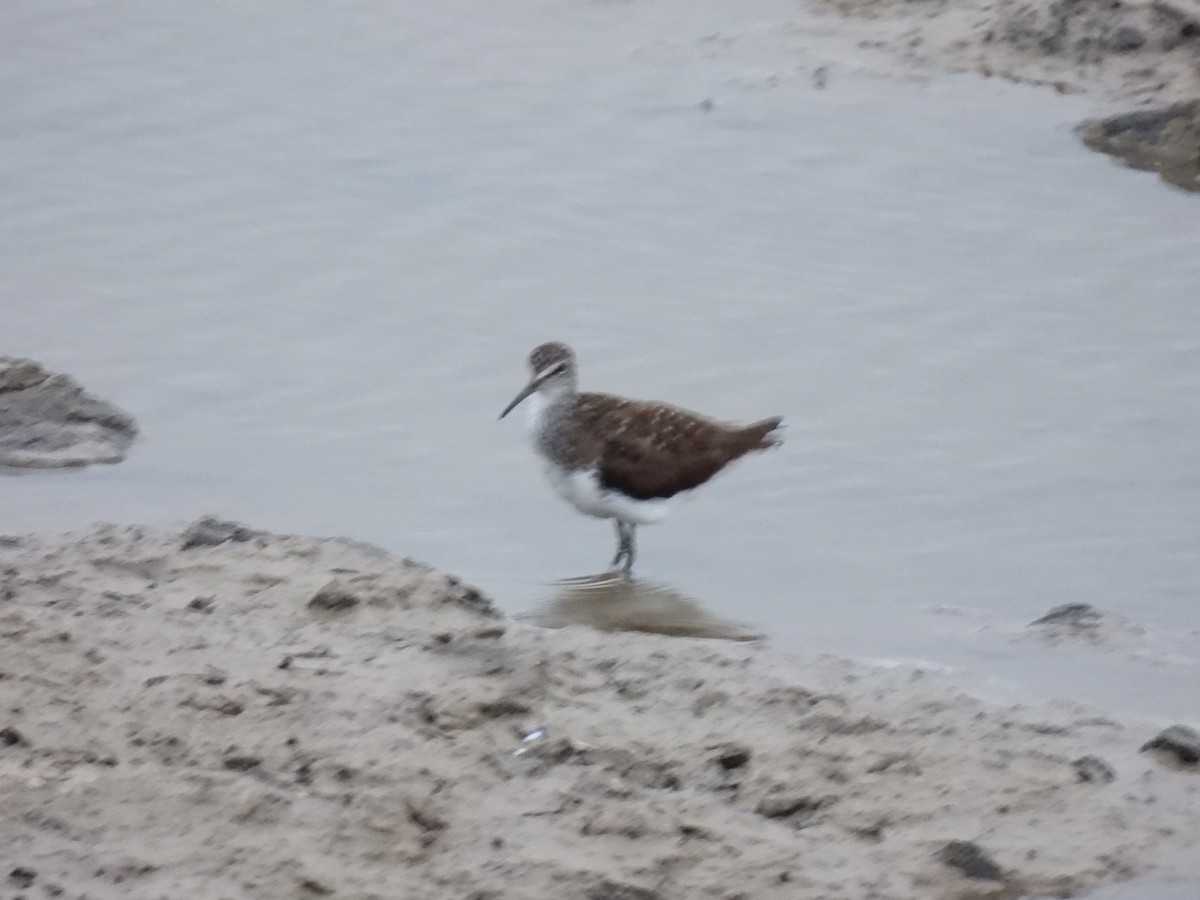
[
  {"left": 0, "top": 357, "right": 138, "bottom": 469},
  {"left": 817, "top": 0, "right": 1200, "bottom": 103},
  {"left": 810, "top": 0, "right": 1200, "bottom": 189},
  {"left": 1079, "top": 99, "right": 1200, "bottom": 190},
  {"left": 1, "top": 520, "right": 1197, "bottom": 899}
]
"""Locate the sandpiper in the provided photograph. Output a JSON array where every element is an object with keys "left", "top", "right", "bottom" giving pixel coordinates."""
[{"left": 499, "top": 341, "right": 783, "bottom": 573}]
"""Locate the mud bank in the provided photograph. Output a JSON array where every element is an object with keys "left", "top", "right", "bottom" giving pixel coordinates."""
[
  {"left": 0, "top": 358, "right": 137, "bottom": 469},
  {"left": 810, "top": 0, "right": 1200, "bottom": 189},
  {"left": 1, "top": 521, "right": 1197, "bottom": 899}
]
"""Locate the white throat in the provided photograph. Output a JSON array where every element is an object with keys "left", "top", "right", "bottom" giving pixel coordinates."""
[
  {"left": 523, "top": 380, "right": 572, "bottom": 440},
  {"left": 523, "top": 389, "right": 555, "bottom": 440}
]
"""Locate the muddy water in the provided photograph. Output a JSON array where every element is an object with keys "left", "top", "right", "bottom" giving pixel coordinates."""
[{"left": 4, "top": 0, "right": 1199, "bottom": 749}]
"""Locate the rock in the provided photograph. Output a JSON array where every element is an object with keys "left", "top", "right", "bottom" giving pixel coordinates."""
[
  {"left": 181, "top": 517, "right": 260, "bottom": 550},
  {"left": 755, "top": 794, "right": 832, "bottom": 820},
  {"left": 1072, "top": 755, "right": 1116, "bottom": 784},
  {"left": 1078, "top": 100, "right": 1200, "bottom": 193},
  {"left": 307, "top": 581, "right": 361, "bottom": 613},
  {"left": 1027, "top": 602, "right": 1142, "bottom": 646},
  {"left": 1030, "top": 603, "right": 1102, "bottom": 627},
  {"left": 223, "top": 754, "right": 263, "bottom": 772},
  {"left": 8, "top": 867, "right": 36, "bottom": 889},
  {"left": 0, "top": 357, "right": 137, "bottom": 468},
  {"left": 937, "top": 840, "right": 1004, "bottom": 881},
  {"left": 586, "top": 881, "right": 661, "bottom": 900},
  {"left": 714, "top": 743, "right": 751, "bottom": 770},
  {"left": 186, "top": 596, "right": 215, "bottom": 613},
  {"left": 1141, "top": 724, "right": 1200, "bottom": 766},
  {"left": 1108, "top": 25, "right": 1147, "bottom": 52},
  {"left": 0, "top": 725, "right": 27, "bottom": 747}
]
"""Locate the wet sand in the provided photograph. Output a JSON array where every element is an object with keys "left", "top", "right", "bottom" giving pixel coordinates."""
[{"left": 2, "top": 520, "right": 1197, "bottom": 899}]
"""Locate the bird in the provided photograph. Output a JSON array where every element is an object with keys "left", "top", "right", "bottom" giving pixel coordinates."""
[{"left": 499, "top": 341, "right": 783, "bottom": 573}]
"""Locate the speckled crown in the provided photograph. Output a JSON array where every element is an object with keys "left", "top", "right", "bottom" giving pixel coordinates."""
[{"left": 528, "top": 341, "right": 575, "bottom": 374}]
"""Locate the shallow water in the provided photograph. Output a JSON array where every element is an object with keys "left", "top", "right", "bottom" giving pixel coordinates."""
[{"left": 4, "top": 0, "right": 1199, "bottom": 750}]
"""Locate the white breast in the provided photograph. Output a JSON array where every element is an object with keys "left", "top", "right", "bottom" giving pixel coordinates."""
[
  {"left": 524, "top": 391, "right": 553, "bottom": 441},
  {"left": 525, "top": 390, "right": 668, "bottom": 525}
]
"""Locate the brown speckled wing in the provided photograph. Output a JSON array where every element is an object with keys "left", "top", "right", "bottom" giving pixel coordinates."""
[{"left": 569, "top": 394, "right": 780, "bottom": 501}]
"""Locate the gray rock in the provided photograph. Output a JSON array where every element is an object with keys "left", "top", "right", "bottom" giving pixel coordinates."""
[
  {"left": 755, "top": 794, "right": 832, "bottom": 820},
  {"left": 1078, "top": 100, "right": 1200, "bottom": 193},
  {"left": 586, "top": 881, "right": 661, "bottom": 900},
  {"left": 222, "top": 754, "right": 262, "bottom": 772},
  {"left": 1072, "top": 755, "right": 1116, "bottom": 784},
  {"left": 714, "top": 743, "right": 751, "bottom": 770},
  {"left": 1108, "top": 25, "right": 1147, "bottom": 52},
  {"left": 1030, "top": 602, "right": 1102, "bottom": 627},
  {"left": 1027, "top": 602, "right": 1143, "bottom": 646},
  {"left": 181, "top": 517, "right": 260, "bottom": 550},
  {"left": 937, "top": 840, "right": 1004, "bottom": 881},
  {"left": 1141, "top": 724, "right": 1200, "bottom": 765},
  {"left": 0, "top": 357, "right": 137, "bottom": 468},
  {"left": 308, "top": 581, "right": 362, "bottom": 613}
]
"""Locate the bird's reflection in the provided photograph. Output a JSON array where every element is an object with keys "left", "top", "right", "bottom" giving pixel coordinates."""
[{"left": 525, "top": 571, "right": 762, "bottom": 642}]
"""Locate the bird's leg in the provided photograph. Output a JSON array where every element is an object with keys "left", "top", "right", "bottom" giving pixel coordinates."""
[
  {"left": 610, "top": 521, "right": 627, "bottom": 569},
  {"left": 610, "top": 521, "right": 636, "bottom": 575},
  {"left": 611, "top": 521, "right": 636, "bottom": 574}
]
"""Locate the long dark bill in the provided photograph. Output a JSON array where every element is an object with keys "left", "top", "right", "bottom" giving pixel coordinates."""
[{"left": 499, "top": 380, "right": 538, "bottom": 419}]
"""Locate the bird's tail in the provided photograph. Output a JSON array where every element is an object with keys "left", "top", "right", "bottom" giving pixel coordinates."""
[{"left": 736, "top": 416, "right": 784, "bottom": 453}]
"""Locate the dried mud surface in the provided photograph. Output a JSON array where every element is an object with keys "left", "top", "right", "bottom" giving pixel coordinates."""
[{"left": 2, "top": 520, "right": 1198, "bottom": 899}]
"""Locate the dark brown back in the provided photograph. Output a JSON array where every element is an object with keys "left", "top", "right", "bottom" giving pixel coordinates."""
[{"left": 565, "top": 393, "right": 782, "bottom": 501}]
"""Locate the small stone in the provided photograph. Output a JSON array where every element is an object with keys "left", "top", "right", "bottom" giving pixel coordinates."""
[
  {"left": 0, "top": 726, "right": 27, "bottom": 747},
  {"left": 477, "top": 698, "right": 531, "bottom": 719},
  {"left": 1141, "top": 725, "right": 1200, "bottom": 766},
  {"left": 223, "top": 754, "right": 262, "bottom": 772},
  {"left": 8, "top": 868, "right": 36, "bottom": 889},
  {"left": 714, "top": 743, "right": 751, "bottom": 770},
  {"left": 1108, "top": 25, "right": 1146, "bottom": 52},
  {"left": 1072, "top": 755, "right": 1116, "bottom": 784},
  {"left": 208, "top": 698, "right": 245, "bottom": 717},
  {"left": 299, "top": 878, "right": 333, "bottom": 896},
  {"left": 586, "top": 880, "right": 661, "bottom": 900},
  {"left": 186, "top": 596, "right": 215, "bottom": 613},
  {"left": 937, "top": 841, "right": 1004, "bottom": 881},
  {"left": 450, "top": 584, "right": 498, "bottom": 617},
  {"left": 307, "top": 581, "right": 361, "bottom": 613},
  {"left": 181, "top": 516, "right": 259, "bottom": 550},
  {"left": 755, "top": 795, "right": 830, "bottom": 819},
  {"left": 1029, "top": 603, "right": 1101, "bottom": 627}
]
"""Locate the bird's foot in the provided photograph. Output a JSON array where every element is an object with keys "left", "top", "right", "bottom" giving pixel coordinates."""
[{"left": 610, "top": 548, "right": 634, "bottom": 577}]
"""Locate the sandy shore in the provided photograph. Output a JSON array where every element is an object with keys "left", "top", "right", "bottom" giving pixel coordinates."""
[{"left": 2, "top": 520, "right": 1197, "bottom": 899}]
